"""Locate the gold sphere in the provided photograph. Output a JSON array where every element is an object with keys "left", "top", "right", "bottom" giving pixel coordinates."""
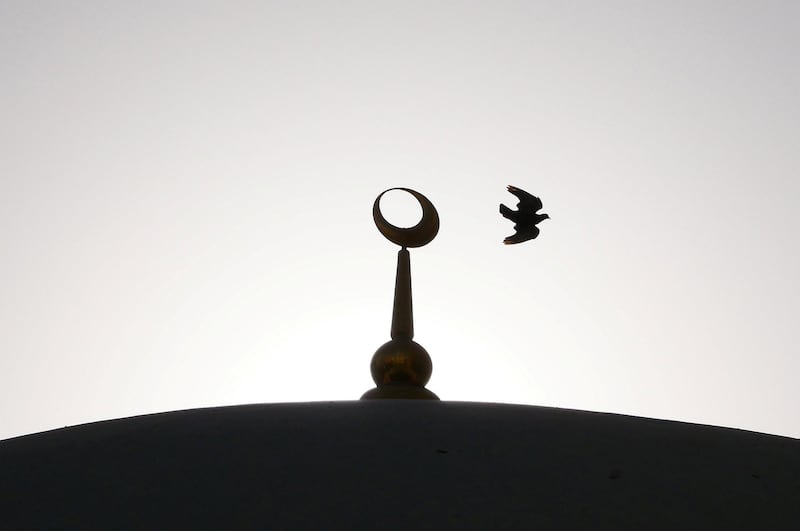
[{"left": 369, "top": 338, "right": 432, "bottom": 387}]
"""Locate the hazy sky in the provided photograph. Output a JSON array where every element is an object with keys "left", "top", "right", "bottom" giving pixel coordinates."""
[{"left": 2, "top": 1, "right": 798, "bottom": 440}]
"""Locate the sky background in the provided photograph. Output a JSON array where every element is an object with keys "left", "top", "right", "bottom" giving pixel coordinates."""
[{"left": 1, "top": 1, "right": 798, "bottom": 440}]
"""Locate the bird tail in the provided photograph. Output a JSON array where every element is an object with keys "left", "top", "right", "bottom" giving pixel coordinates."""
[{"left": 499, "top": 203, "right": 514, "bottom": 220}]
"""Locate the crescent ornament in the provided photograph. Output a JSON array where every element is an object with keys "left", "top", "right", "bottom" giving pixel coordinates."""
[{"left": 373, "top": 188, "right": 439, "bottom": 248}]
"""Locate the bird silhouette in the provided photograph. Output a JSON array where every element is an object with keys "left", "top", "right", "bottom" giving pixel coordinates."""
[{"left": 499, "top": 185, "right": 549, "bottom": 244}]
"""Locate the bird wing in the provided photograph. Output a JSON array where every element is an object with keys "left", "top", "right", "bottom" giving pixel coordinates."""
[
  {"left": 504, "top": 224, "right": 539, "bottom": 245},
  {"left": 507, "top": 185, "right": 543, "bottom": 213}
]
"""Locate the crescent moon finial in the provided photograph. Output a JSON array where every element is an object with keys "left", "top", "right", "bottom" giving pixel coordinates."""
[
  {"left": 363, "top": 188, "right": 440, "bottom": 400},
  {"left": 373, "top": 188, "right": 439, "bottom": 248}
]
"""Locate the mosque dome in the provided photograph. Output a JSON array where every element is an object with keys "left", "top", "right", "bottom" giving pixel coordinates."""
[
  {"left": 2, "top": 189, "right": 798, "bottom": 529},
  {"left": 3, "top": 400, "right": 799, "bottom": 530}
]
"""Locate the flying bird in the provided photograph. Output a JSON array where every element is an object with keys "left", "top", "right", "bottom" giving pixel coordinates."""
[{"left": 499, "top": 185, "right": 549, "bottom": 244}]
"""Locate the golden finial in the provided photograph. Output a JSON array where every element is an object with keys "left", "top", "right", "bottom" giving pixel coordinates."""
[{"left": 361, "top": 188, "right": 440, "bottom": 400}]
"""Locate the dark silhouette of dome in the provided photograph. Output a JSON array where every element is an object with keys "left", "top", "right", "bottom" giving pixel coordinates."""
[{"left": 2, "top": 401, "right": 799, "bottom": 530}]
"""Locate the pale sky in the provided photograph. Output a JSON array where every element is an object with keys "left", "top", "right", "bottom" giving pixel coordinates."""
[{"left": 1, "top": 1, "right": 798, "bottom": 440}]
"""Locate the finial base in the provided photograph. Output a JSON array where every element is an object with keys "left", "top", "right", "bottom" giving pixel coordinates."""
[
  {"left": 360, "top": 384, "right": 439, "bottom": 400},
  {"left": 361, "top": 338, "right": 438, "bottom": 400}
]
